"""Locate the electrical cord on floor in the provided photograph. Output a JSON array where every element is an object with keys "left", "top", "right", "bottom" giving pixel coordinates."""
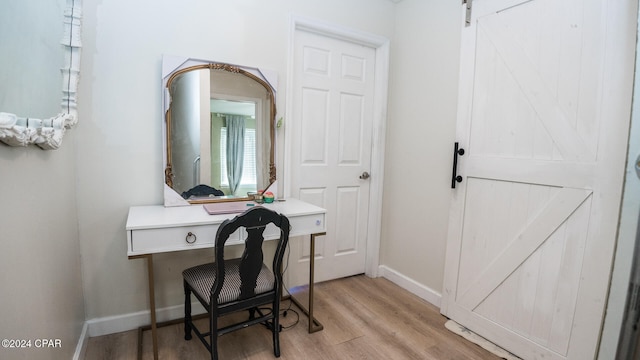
[
  {"left": 256, "top": 300, "right": 300, "bottom": 331},
  {"left": 278, "top": 298, "right": 300, "bottom": 330},
  {"left": 278, "top": 242, "right": 300, "bottom": 330},
  {"left": 253, "top": 242, "right": 301, "bottom": 332}
]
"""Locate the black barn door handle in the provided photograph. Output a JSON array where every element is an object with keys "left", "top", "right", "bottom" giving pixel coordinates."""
[{"left": 451, "top": 142, "right": 465, "bottom": 189}]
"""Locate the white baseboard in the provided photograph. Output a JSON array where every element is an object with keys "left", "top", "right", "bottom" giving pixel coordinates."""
[
  {"left": 85, "top": 302, "right": 207, "bottom": 338},
  {"left": 378, "top": 265, "right": 442, "bottom": 308},
  {"left": 72, "top": 322, "right": 89, "bottom": 360}
]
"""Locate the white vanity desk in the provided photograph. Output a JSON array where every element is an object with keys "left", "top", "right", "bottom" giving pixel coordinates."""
[{"left": 126, "top": 198, "right": 326, "bottom": 359}]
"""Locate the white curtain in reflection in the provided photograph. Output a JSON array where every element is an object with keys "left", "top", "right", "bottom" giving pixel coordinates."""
[{"left": 226, "top": 115, "right": 245, "bottom": 195}]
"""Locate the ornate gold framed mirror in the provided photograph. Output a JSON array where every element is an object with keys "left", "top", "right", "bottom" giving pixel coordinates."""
[{"left": 162, "top": 56, "right": 276, "bottom": 206}]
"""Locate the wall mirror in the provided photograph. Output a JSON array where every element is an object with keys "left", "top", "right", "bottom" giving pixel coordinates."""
[
  {"left": 0, "top": 0, "right": 81, "bottom": 150},
  {"left": 162, "top": 56, "right": 277, "bottom": 206}
]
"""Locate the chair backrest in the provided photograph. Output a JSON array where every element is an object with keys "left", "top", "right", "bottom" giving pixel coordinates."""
[
  {"left": 181, "top": 184, "right": 225, "bottom": 199},
  {"left": 212, "top": 206, "right": 290, "bottom": 301}
]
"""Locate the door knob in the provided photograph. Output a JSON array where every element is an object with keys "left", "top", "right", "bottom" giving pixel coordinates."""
[{"left": 359, "top": 171, "right": 370, "bottom": 180}]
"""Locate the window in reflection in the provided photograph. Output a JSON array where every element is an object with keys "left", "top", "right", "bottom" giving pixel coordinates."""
[
  {"left": 209, "top": 99, "right": 259, "bottom": 196},
  {"left": 220, "top": 127, "right": 257, "bottom": 194}
]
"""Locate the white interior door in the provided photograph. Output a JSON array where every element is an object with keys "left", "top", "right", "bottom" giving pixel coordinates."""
[
  {"left": 287, "top": 29, "right": 376, "bottom": 286},
  {"left": 441, "top": 0, "right": 636, "bottom": 359}
]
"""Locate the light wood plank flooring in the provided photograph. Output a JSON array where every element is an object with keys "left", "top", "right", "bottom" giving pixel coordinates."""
[{"left": 85, "top": 275, "right": 501, "bottom": 359}]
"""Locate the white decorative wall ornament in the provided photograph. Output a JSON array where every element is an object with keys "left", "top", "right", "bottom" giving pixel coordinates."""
[{"left": 0, "top": 0, "right": 82, "bottom": 150}]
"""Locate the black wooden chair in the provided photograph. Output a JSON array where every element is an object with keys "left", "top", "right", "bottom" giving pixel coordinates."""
[
  {"left": 182, "top": 206, "right": 290, "bottom": 360},
  {"left": 181, "top": 184, "right": 225, "bottom": 199}
]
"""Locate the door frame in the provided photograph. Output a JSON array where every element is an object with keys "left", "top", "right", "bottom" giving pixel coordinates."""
[{"left": 284, "top": 15, "right": 390, "bottom": 277}]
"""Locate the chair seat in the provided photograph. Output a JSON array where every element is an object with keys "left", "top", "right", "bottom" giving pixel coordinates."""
[{"left": 183, "top": 258, "right": 275, "bottom": 305}]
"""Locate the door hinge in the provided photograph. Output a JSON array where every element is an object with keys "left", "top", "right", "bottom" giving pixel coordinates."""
[{"left": 462, "top": 0, "right": 472, "bottom": 27}]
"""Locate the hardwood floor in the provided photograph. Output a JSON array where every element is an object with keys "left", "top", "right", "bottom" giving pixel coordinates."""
[{"left": 84, "top": 275, "right": 502, "bottom": 360}]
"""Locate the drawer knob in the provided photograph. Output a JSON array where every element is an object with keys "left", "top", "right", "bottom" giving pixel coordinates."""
[
  {"left": 316, "top": 220, "right": 321, "bottom": 226},
  {"left": 185, "top": 232, "right": 197, "bottom": 244}
]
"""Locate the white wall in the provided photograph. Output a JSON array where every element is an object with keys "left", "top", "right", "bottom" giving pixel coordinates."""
[
  {"left": 77, "top": 0, "right": 396, "bottom": 324},
  {"left": 0, "top": 1, "right": 85, "bottom": 359},
  {"left": 380, "top": 0, "right": 461, "bottom": 298}
]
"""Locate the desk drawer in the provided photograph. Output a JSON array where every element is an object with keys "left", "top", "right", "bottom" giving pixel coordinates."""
[
  {"left": 262, "top": 213, "right": 326, "bottom": 239},
  {"left": 289, "top": 212, "right": 325, "bottom": 236},
  {"left": 128, "top": 213, "right": 325, "bottom": 255},
  {"left": 130, "top": 225, "right": 243, "bottom": 254}
]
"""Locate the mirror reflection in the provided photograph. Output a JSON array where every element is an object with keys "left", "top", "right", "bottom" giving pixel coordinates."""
[{"left": 165, "top": 64, "right": 275, "bottom": 203}]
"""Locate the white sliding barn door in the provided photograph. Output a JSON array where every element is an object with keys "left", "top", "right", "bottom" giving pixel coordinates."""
[
  {"left": 441, "top": 0, "right": 636, "bottom": 359},
  {"left": 287, "top": 29, "right": 376, "bottom": 286}
]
